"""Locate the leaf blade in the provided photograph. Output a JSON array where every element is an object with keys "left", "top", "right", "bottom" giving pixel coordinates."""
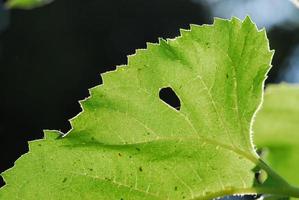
[{"left": 1, "top": 17, "right": 285, "bottom": 199}]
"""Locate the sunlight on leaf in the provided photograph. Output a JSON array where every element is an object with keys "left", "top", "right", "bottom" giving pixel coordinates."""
[{"left": 1, "top": 17, "right": 298, "bottom": 199}]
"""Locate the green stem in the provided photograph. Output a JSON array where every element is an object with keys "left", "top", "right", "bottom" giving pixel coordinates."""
[
  {"left": 257, "top": 159, "right": 290, "bottom": 186},
  {"left": 192, "top": 156, "right": 299, "bottom": 200},
  {"left": 191, "top": 185, "right": 299, "bottom": 200},
  {"left": 253, "top": 185, "right": 299, "bottom": 198},
  {"left": 254, "top": 158, "right": 299, "bottom": 198},
  {"left": 244, "top": 152, "right": 299, "bottom": 198}
]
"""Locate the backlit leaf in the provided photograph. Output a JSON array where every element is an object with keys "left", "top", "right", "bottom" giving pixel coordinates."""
[{"left": 1, "top": 17, "right": 298, "bottom": 199}]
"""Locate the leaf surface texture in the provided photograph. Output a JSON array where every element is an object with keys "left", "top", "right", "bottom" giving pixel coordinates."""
[{"left": 0, "top": 17, "right": 279, "bottom": 200}]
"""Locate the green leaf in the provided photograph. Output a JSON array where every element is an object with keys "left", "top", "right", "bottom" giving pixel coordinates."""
[
  {"left": 1, "top": 17, "right": 298, "bottom": 199},
  {"left": 254, "top": 84, "right": 299, "bottom": 188},
  {"left": 5, "top": 0, "right": 53, "bottom": 9}
]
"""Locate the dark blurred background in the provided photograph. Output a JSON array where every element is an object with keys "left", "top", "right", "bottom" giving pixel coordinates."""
[{"left": 0, "top": 0, "right": 299, "bottom": 196}]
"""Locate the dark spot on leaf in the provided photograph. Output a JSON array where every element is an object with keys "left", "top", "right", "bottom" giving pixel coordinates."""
[
  {"left": 129, "top": 155, "right": 132, "bottom": 159},
  {"left": 139, "top": 166, "right": 143, "bottom": 172},
  {"left": 38, "top": 144, "right": 42, "bottom": 147},
  {"left": 118, "top": 153, "right": 122, "bottom": 157},
  {"left": 62, "top": 177, "right": 67, "bottom": 183},
  {"left": 89, "top": 168, "right": 93, "bottom": 171},
  {"left": 135, "top": 147, "right": 141, "bottom": 151},
  {"left": 159, "top": 87, "right": 181, "bottom": 111},
  {"left": 174, "top": 186, "right": 178, "bottom": 191},
  {"left": 205, "top": 42, "right": 210, "bottom": 48},
  {"left": 226, "top": 74, "right": 229, "bottom": 79}
]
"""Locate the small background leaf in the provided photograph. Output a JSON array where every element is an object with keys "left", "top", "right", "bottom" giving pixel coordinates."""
[{"left": 5, "top": 0, "right": 53, "bottom": 9}]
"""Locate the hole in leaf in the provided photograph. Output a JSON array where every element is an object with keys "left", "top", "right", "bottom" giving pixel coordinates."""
[{"left": 159, "top": 87, "right": 181, "bottom": 110}]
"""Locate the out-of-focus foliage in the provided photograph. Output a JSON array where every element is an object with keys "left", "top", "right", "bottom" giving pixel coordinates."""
[
  {"left": 254, "top": 84, "right": 299, "bottom": 187},
  {"left": 5, "top": 0, "right": 53, "bottom": 9}
]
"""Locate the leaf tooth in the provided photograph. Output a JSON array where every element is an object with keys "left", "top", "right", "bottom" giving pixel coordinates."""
[
  {"left": 158, "top": 37, "right": 167, "bottom": 44},
  {"left": 231, "top": 16, "right": 243, "bottom": 24},
  {"left": 146, "top": 41, "right": 160, "bottom": 49},
  {"left": 179, "top": 27, "right": 191, "bottom": 38},
  {"left": 243, "top": 17, "right": 254, "bottom": 27},
  {"left": 189, "top": 23, "right": 200, "bottom": 30},
  {"left": 214, "top": 17, "right": 230, "bottom": 25}
]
